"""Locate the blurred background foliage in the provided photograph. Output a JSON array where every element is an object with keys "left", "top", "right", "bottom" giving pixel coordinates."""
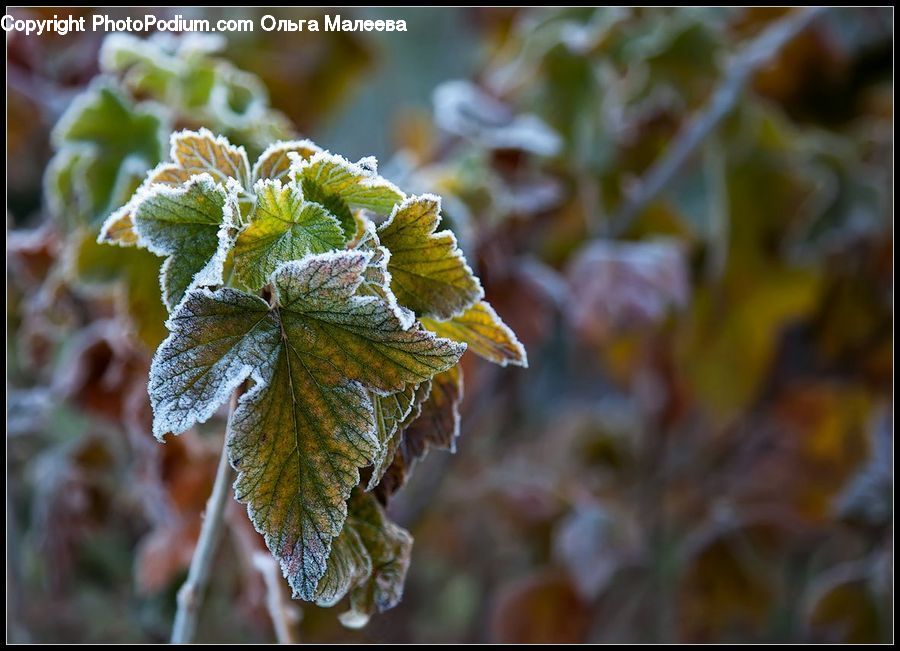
[{"left": 6, "top": 6, "right": 893, "bottom": 644}]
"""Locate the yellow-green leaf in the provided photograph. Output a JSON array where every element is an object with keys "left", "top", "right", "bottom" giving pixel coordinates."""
[
  {"left": 233, "top": 179, "right": 345, "bottom": 291},
  {"left": 294, "top": 151, "right": 406, "bottom": 238},
  {"left": 98, "top": 162, "right": 196, "bottom": 247},
  {"left": 374, "top": 364, "right": 463, "bottom": 502},
  {"left": 378, "top": 194, "right": 484, "bottom": 320},
  {"left": 367, "top": 381, "right": 431, "bottom": 491},
  {"left": 422, "top": 300, "right": 528, "bottom": 367},
  {"left": 252, "top": 139, "right": 322, "bottom": 182},
  {"left": 353, "top": 218, "right": 416, "bottom": 329},
  {"left": 317, "top": 489, "right": 413, "bottom": 628},
  {"left": 168, "top": 127, "right": 251, "bottom": 189},
  {"left": 46, "top": 83, "right": 166, "bottom": 230},
  {"left": 70, "top": 228, "right": 169, "bottom": 349}
]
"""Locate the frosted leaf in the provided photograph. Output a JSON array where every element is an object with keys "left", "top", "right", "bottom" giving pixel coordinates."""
[
  {"left": 252, "top": 139, "right": 322, "bottom": 182},
  {"left": 293, "top": 151, "right": 406, "bottom": 238},
  {"left": 317, "top": 490, "right": 413, "bottom": 627},
  {"left": 133, "top": 173, "right": 240, "bottom": 311},
  {"left": 353, "top": 219, "right": 416, "bottom": 330},
  {"left": 422, "top": 300, "right": 528, "bottom": 367},
  {"left": 314, "top": 520, "right": 370, "bottom": 608},
  {"left": 98, "top": 161, "right": 196, "bottom": 247},
  {"left": 378, "top": 194, "right": 484, "bottom": 320},
  {"left": 233, "top": 179, "right": 345, "bottom": 291},
  {"left": 367, "top": 381, "right": 431, "bottom": 491},
  {"left": 168, "top": 128, "right": 252, "bottom": 190},
  {"left": 149, "top": 251, "right": 464, "bottom": 599}
]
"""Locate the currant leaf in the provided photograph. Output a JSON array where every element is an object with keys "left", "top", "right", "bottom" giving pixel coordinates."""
[
  {"left": 293, "top": 151, "right": 406, "bottom": 238},
  {"left": 375, "top": 364, "right": 464, "bottom": 502},
  {"left": 133, "top": 174, "right": 240, "bottom": 311},
  {"left": 233, "top": 179, "right": 346, "bottom": 291},
  {"left": 317, "top": 489, "right": 413, "bottom": 628},
  {"left": 46, "top": 83, "right": 166, "bottom": 230},
  {"left": 252, "top": 139, "right": 322, "bottom": 182},
  {"left": 378, "top": 194, "right": 484, "bottom": 320},
  {"left": 421, "top": 300, "right": 527, "bottom": 367}
]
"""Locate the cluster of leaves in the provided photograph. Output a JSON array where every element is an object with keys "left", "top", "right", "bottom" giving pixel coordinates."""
[{"left": 100, "top": 127, "right": 525, "bottom": 624}]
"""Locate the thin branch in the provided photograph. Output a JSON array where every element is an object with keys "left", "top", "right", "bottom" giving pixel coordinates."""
[
  {"left": 252, "top": 552, "right": 302, "bottom": 644},
  {"left": 170, "top": 391, "right": 239, "bottom": 644},
  {"left": 609, "top": 7, "right": 827, "bottom": 236}
]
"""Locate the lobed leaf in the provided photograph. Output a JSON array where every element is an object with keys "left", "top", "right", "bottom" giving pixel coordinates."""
[
  {"left": 133, "top": 174, "right": 240, "bottom": 311},
  {"left": 233, "top": 179, "right": 345, "bottom": 291},
  {"left": 422, "top": 300, "right": 528, "bottom": 367},
  {"left": 46, "top": 83, "right": 166, "bottom": 230},
  {"left": 353, "top": 219, "right": 416, "bottom": 330},
  {"left": 168, "top": 127, "right": 252, "bottom": 189},
  {"left": 367, "top": 381, "right": 431, "bottom": 491},
  {"left": 149, "top": 251, "right": 464, "bottom": 599},
  {"left": 293, "top": 151, "right": 406, "bottom": 238},
  {"left": 378, "top": 194, "right": 484, "bottom": 320}
]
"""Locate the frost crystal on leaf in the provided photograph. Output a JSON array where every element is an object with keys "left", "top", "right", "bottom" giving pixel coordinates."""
[
  {"left": 252, "top": 139, "right": 322, "bottom": 182},
  {"left": 353, "top": 219, "right": 416, "bottom": 330},
  {"left": 292, "top": 151, "right": 406, "bottom": 239},
  {"left": 374, "top": 364, "right": 464, "bottom": 502},
  {"left": 168, "top": 128, "right": 252, "bottom": 190},
  {"left": 318, "top": 489, "right": 413, "bottom": 628}
]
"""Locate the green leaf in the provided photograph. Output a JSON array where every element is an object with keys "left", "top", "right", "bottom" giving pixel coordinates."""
[
  {"left": 149, "top": 251, "right": 465, "bottom": 599},
  {"left": 378, "top": 195, "right": 484, "bottom": 320},
  {"left": 252, "top": 140, "right": 322, "bottom": 182},
  {"left": 98, "top": 162, "right": 199, "bottom": 247},
  {"left": 233, "top": 179, "right": 346, "bottom": 291},
  {"left": 46, "top": 83, "right": 166, "bottom": 229},
  {"left": 374, "top": 364, "right": 463, "bottom": 502},
  {"left": 293, "top": 152, "right": 406, "bottom": 238},
  {"left": 422, "top": 300, "right": 527, "bottom": 367},
  {"left": 317, "top": 489, "right": 413, "bottom": 628},
  {"left": 133, "top": 174, "right": 240, "bottom": 311}
]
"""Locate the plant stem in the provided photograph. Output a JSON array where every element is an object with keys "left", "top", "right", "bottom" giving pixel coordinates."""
[
  {"left": 608, "top": 6, "right": 826, "bottom": 236},
  {"left": 252, "top": 551, "right": 301, "bottom": 643},
  {"left": 171, "top": 391, "right": 238, "bottom": 644}
]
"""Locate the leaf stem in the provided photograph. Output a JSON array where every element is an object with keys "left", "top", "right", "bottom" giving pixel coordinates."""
[{"left": 171, "top": 391, "right": 239, "bottom": 644}]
